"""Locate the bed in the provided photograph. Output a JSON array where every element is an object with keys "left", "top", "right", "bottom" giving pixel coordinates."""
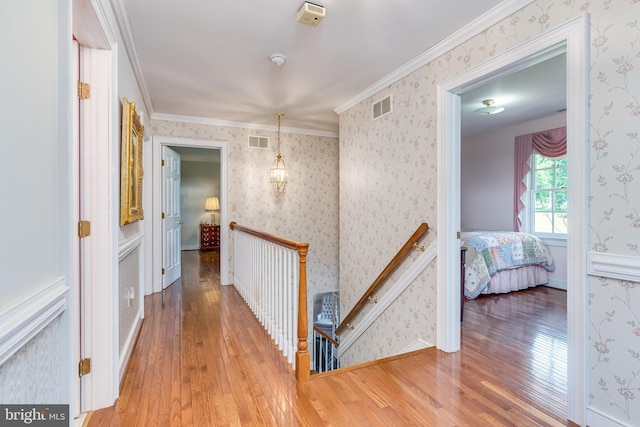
[{"left": 461, "top": 231, "right": 555, "bottom": 299}]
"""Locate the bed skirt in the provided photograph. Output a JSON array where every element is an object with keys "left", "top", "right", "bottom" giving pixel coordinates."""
[{"left": 480, "top": 265, "right": 549, "bottom": 295}]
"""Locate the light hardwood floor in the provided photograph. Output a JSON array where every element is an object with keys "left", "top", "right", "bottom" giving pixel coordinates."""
[{"left": 87, "top": 251, "right": 571, "bottom": 426}]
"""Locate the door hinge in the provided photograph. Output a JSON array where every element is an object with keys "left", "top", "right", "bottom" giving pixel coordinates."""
[
  {"left": 79, "top": 358, "right": 91, "bottom": 376},
  {"left": 77, "top": 81, "right": 91, "bottom": 99},
  {"left": 162, "top": 268, "right": 165, "bottom": 275},
  {"left": 457, "top": 231, "right": 461, "bottom": 239},
  {"left": 162, "top": 159, "right": 165, "bottom": 166},
  {"left": 78, "top": 220, "right": 91, "bottom": 238},
  {"left": 162, "top": 212, "right": 165, "bottom": 219}
]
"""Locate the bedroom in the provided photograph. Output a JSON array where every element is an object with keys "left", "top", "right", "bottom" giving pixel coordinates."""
[{"left": 459, "top": 51, "right": 569, "bottom": 416}]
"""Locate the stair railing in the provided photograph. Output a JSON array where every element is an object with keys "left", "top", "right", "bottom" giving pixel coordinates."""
[
  {"left": 335, "top": 223, "right": 430, "bottom": 335},
  {"left": 312, "top": 325, "right": 340, "bottom": 373},
  {"left": 230, "top": 222, "right": 310, "bottom": 382}
]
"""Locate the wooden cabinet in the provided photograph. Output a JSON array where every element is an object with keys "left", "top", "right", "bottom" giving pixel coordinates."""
[{"left": 200, "top": 224, "right": 220, "bottom": 251}]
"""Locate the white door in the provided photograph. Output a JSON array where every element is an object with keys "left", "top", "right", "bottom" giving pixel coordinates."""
[{"left": 163, "top": 146, "right": 182, "bottom": 288}]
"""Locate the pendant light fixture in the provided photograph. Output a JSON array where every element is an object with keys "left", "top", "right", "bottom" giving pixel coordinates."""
[
  {"left": 474, "top": 99, "right": 505, "bottom": 115},
  {"left": 270, "top": 113, "right": 288, "bottom": 193}
]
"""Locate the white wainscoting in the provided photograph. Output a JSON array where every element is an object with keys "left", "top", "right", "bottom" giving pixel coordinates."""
[
  {"left": 118, "top": 233, "right": 144, "bottom": 382},
  {"left": 0, "top": 276, "right": 68, "bottom": 366}
]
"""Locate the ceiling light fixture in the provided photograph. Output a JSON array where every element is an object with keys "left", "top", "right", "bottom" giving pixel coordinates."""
[
  {"left": 270, "top": 113, "right": 288, "bottom": 193},
  {"left": 474, "top": 99, "right": 505, "bottom": 115},
  {"left": 270, "top": 53, "right": 286, "bottom": 66}
]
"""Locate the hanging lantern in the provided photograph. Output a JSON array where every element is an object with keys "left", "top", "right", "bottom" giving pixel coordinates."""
[{"left": 270, "top": 113, "right": 288, "bottom": 193}]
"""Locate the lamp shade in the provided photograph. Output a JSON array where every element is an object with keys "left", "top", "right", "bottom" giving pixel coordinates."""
[{"left": 205, "top": 197, "right": 220, "bottom": 211}]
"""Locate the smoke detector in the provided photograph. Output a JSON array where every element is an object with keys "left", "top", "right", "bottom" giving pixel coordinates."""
[
  {"left": 270, "top": 53, "right": 286, "bottom": 66},
  {"left": 297, "top": 2, "right": 325, "bottom": 26}
]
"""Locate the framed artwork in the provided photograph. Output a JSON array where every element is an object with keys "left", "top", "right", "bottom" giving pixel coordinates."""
[{"left": 120, "top": 97, "right": 145, "bottom": 226}]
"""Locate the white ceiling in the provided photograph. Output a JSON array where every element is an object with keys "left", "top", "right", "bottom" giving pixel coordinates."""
[{"left": 118, "top": 0, "right": 565, "bottom": 136}]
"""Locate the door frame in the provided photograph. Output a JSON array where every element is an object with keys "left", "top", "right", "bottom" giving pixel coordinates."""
[
  {"left": 436, "top": 14, "right": 589, "bottom": 424},
  {"left": 151, "top": 136, "right": 230, "bottom": 294},
  {"left": 72, "top": 0, "right": 119, "bottom": 413}
]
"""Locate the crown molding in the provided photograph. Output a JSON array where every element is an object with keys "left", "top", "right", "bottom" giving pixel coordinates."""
[
  {"left": 151, "top": 112, "right": 339, "bottom": 138},
  {"left": 334, "top": 0, "right": 536, "bottom": 114},
  {"left": 109, "top": 0, "right": 154, "bottom": 115}
]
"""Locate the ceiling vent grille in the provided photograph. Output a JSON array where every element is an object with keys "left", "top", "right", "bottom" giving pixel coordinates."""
[
  {"left": 248, "top": 135, "right": 269, "bottom": 149},
  {"left": 297, "top": 2, "right": 325, "bottom": 26},
  {"left": 372, "top": 95, "right": 392, "bottom": 120}
]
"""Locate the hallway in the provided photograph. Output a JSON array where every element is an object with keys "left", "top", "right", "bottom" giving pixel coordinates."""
[{"left": 88, "top": 251, "right": 570, "bottom": 426}]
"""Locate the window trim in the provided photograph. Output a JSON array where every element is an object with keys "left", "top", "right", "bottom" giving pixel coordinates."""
[{"left": 524, "top": 153, "right": 568, "bottom": 239}]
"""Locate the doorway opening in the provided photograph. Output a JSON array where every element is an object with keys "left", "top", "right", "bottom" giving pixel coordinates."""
[
  {"left": 436, "top": 14, "right": 589, "bottom": 424},
  {"left": 151, "top": 137, "right": 230, "bottom": 296}
]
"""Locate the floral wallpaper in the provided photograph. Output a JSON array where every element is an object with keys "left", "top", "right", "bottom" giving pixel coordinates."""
[
  {"left": 338, "top": 0, "right": 640, "bottom": 424},
  {"left": 149, "top": 119, "right": 340, "bottom": 333}
]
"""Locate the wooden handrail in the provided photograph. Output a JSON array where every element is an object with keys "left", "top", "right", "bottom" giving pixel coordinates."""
[
  {"left": 230, "top": 221, "right": 310, "bottom": 382},
  {"left": 335, "top": 223, "right": 429, "bottom": 335},
  {"left": 230, "top": 221, "right": 307, "bottom": 252},
  {"left": 313, "top": 325, "right": 340, "bottom": 348}
]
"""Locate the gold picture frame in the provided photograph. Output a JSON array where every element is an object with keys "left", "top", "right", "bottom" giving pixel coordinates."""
[{"left": 120, "top": 97, "right": 145, "bottom": 226}]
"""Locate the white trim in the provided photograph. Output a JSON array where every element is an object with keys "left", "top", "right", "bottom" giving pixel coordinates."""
[
  {"left": 588, "top": 406, "right": 632, "bottom": 427},
  {"left": 398, "top": 339, "right": 433, "bottom": 355},
  {"left": 151, "top": 112, "right": 339, "bottom": 139},
  {"left": 118, "top": 314, "right": 143, "bottom": 382},
  {"left": 588, "top": 252, "right": 640, "bottom": 283},
  {"left": 334, "top": 0, "right": 536, "bottom": 114},
  {"left": 118, "top": 232, "right": 144, "bottom": 261},
  {"left": 338, "top": 243, "right": 436, "bottom": 355},
  {"left": 0, "top": 277, "right": 68, "bottom": 366},
  {"left": 151, "top": 136, "right": 230, "bottom": 293},
  {"left": 540, "top": 236, "right": 568, "bottom": 248},
  {"left": 109, "top": 0, "right": 153, "bottom": 115},
  {"left": 547, "top": 279, "right": 567, "bottom": 290},
  {"left": 72, "top": 0, "right": 119, "bottom": 413},
  {"left": 437, "top": 14, "right": 589, "bottom": 425}
]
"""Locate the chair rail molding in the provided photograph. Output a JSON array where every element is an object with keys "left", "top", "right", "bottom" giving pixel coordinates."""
[
  {"left": 119, "top": 232, "right": 144, "bottom": 260},
  {"left": 588, "top": 251, "right": 640, "bottom": 283},
  {"left": 0, "top": 276, "right": 68, "bottom": 366}
]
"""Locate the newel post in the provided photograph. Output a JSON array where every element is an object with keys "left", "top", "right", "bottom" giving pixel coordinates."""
[{"left": 295, "top": 242, "right": 310, "bottom": 382}]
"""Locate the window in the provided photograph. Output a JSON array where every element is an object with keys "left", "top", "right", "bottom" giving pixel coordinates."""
[{"left": 529, "top": 153, "right": 567, "bottom": 236}]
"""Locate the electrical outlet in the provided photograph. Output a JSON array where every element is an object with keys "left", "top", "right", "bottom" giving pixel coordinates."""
[{"left": 127, "top": 287, "right": 135, "bottom": 307}]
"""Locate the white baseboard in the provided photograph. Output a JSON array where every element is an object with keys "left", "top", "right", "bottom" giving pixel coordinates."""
[
  {"left": 398, "top": 338, "right": 433, "bottom": 354},
  {"left": 119, "top": 311, "right": 143, "bottom": 382},
  {"left": 0, "top": 277, "right": 68, "bottom": 366},
  {"left": 588, "top": 406, "right": 632, "bottom": 427},
  {"left": 546, "top": 278, "right": 567, "bottom": 290}
]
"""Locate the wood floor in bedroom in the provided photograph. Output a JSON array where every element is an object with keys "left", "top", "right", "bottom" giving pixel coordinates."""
[
  {"left": 87, "top": 251, "right": 570, "bottom": 426},
  {"left": 462, "top": 286, "right": 568, "bottom": 420}
]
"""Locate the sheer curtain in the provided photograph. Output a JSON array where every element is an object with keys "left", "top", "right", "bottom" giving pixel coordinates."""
[{"left": 513, "top": 126, "right": 566, "bottom": 231}]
